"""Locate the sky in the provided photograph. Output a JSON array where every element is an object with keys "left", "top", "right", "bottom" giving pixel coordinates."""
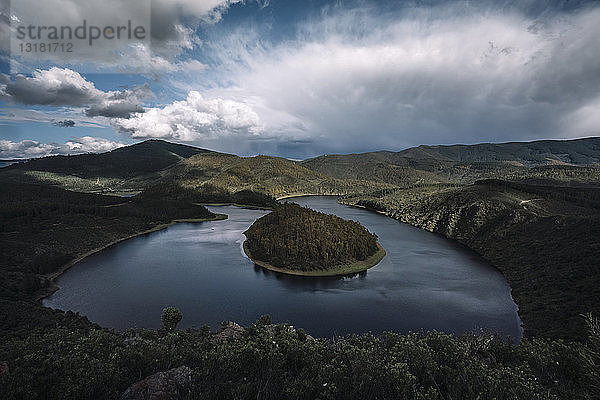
[{"left": 0, "top": 0, "right": 599, "bottom": 159}]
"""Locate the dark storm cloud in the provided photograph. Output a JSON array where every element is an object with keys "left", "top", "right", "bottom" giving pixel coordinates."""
[
  {"left": 52, "top": 119, "right": 76, "bottom": 128},
  {"left": 166, "top": 0, "right": 600, "bottom": 157},
  {"left": 148, "top": 0, "right": 247, "bottom": 60},
  {"left": 85, "top": 104, "right": 146, "bottom": 119},
  {"left": 2, "top": 0, "right": 249, "bottom": 72},
  {"left": 1, "top": 68, "right": 151, "bottom": 119}
]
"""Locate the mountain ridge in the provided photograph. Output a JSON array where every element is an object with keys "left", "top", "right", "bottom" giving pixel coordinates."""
[
  {"left": 4, "top": 139, "right": 214, "bottom": 179},
  {"left": 301, "top": 137, "right": 600, "bottom": 185},
  {"left": 2, "top": 136, "right": 600, "bottom": 195},
  {"left": 398, "top": 137, "right": 600, "bottom": 166}
]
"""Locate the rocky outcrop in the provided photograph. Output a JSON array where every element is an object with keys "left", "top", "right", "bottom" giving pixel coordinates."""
[
  {"left": 213, "top": 321, "right": 245, "bottom": 341},
  {"left": 120, "top": 366, "right": 192, "bottom": 400}
]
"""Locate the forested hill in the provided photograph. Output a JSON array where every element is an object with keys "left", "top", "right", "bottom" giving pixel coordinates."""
[
  {"left": 4, "top": 140, "right": 212, "bottom": 179},
  {"left": 243, "top": 203, "right": 380, "bottom": 272}
]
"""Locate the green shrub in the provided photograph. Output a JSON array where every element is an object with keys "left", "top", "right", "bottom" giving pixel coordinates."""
[{"left": 161, "top": 307, "right": 183, "bottom": 331}]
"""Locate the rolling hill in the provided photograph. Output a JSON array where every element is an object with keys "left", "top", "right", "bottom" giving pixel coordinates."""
[
  {"left": 4, "top": 137, "right": 598, "bottom": 195},
  {"left": 302, "top": 137, "right": 600, "bottom": 185},
  {"left": 0, "top": 140, "right": 215, "bottom": 195},
  {"left": 158, "top": 152, "right": 395, "bottom": 199},
  {"left": 399, "top": 137, "right": 600, "bottom": 166},
  {"left": 0, "top": 140, "right": 395, "bottom": 197},
  {"left": 6, "top": 140, "right": 212, "bottom": 178}
]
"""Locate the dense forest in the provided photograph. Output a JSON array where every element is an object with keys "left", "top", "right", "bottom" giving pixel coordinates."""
[
  {"left": 244, "top": 203, "right": 380, "bottom": 272},
  {"left": 140, "top": 182, "right": 278, "bottom": 208}
]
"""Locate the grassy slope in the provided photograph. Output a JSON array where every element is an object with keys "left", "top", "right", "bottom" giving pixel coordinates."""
[
  {"left": 163, "top": 152, "right": 396, "bottom": 198},
  {"left": 341, "top": 181, "right": 600, "bottom": 340}
]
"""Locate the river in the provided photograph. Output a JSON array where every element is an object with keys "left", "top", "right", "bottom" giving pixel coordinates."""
[{"left": 43, "top": 196, "right": 523, "bottom": 339}]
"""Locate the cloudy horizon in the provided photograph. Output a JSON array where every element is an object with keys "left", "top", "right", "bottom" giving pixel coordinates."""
[{"left": 1, "top": 0, "right": 599, "bottom": 159}]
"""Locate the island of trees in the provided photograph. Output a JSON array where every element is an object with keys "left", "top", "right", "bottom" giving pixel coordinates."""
[{"left": 243, "top": 203, "right": 385, "bottom": 276}]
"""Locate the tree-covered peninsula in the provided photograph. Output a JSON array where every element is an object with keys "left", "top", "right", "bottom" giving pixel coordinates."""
[{"left": 243, "top": 203, "right": 385, "bottom": 276}]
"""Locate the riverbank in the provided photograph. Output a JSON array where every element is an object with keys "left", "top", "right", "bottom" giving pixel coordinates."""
[
  {"left": 243, "top": 241, "right": 386, "bottom": 277},
  {"left": 36, "top": 214, "right": 228, "bottom": 302},
  {"left": 339, "top": 183, "right": 600, "bottom": 341},
  {"left": 276, "top": 193, "right": 342, "bottom": 200},
  {"left": 198, "top": 202, "right": 274, "bottom": 210}
]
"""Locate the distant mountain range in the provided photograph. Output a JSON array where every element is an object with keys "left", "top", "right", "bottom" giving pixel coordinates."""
[
  {"left": 397, "top": 137, "right": 600, "bottom": 166},
  {"left": 302, "top": 137, "right": 600, "bottom": 185},
  {"left": 304, "top": 137, "right": 600, "bottom": 166},
  {"left": 2, "top": 137, "right": 599, "bottom": 195}
]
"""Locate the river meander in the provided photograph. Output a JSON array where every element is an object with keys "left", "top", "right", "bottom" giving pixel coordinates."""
[{"left": 43, "top": 196, "right": 523, "bottom": 339}]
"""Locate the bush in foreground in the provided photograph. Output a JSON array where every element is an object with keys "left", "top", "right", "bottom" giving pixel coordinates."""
[
  {"left": 1, "top": 312, "right": 599, "bottom": 399},
  {"left": 161, "top": 307, "right": 183, "bottom": 331}
]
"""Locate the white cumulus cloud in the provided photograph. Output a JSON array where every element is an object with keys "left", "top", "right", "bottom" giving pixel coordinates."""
[
  {"left": 113, "top": 90, "right": 263, "bottom": 142},
  {"left": 0, "top": 136, "right": 126, "bottom": 159}
]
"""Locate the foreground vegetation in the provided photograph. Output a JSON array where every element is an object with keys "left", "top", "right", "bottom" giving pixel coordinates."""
[
  {"left": 244, "top": 203, "right": 383, "bottom": 275},
  {"left": 1, "top": 307, "right": 599, "bottom": 400}
]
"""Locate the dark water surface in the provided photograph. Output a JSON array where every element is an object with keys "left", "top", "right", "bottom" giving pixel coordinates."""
[{"left": 43, "top": 196, "right": 523, "bottom": 339}]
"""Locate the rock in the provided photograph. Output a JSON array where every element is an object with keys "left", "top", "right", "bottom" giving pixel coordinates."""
[
  {"left": 213, "top": 321, "right": 244, "bottom": 341},
  {"left": 120, "top": 366, "right": 192, "bottom": 400}
]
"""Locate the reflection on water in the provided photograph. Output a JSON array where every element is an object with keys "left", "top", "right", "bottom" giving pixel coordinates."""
[{"left": 44, "top": 196, "right": 523, "bottom": 339}]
